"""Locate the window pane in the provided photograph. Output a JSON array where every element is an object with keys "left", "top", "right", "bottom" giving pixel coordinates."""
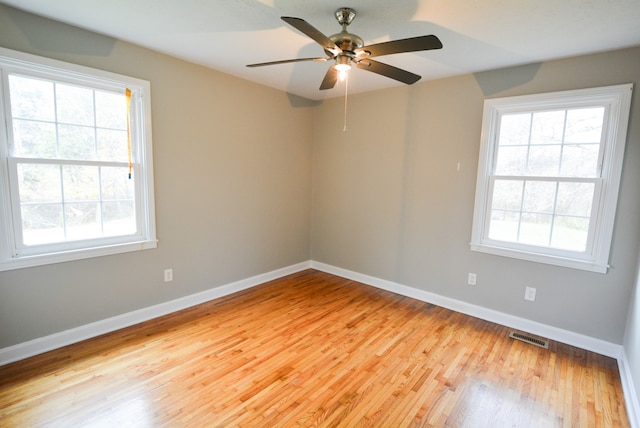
[
  {"left": 491, "top": 180, "right": 523, "bottom": 210},
  {"left": 62, "top": 165, "right": 99, "bottom": 202},
  {"left": 519, "top": 213, "right": 552, "bottom": 246},
  {"left": 9, "top": 75, "right": 55, "bottom": 121},
  {"left": 488, "top": 210, "right": 520, "bottom": 242},
  {"left": 12, "top": 119, "right": 57, "bottom": 158},
  {"left": 97, "top": 129, "right": 128, "bottom": 162},
  {"left": 101, "top": 167, "right": 134, "bottom": 200},
  {"left": 495, "top": 146, "right": 528, "bottom": 175},
  {"left": 17, "top": 164, "right": 62, "bottom": 203},
  {"left": 560, "top": 144, "right": 600, "bottom": 178},
  {"left": 22, "top": 203, "right": 64, "bottom": 245},
  {"left": 56, "top": 83, "right": 94, "bottom": 126},
  {"left": 58, "top": 124, "right": 96, "bottom": 160},
  {"left": 565, "top": 108, "right": 604, "bottom": 144},
  {"left": 550, "top": 216, "right": 589, "bottom": 251},
  {"left": 556, "top": 182, "right": 594, "bottom": 217},
  {"left": 96, "top": 91, "right": 127, "bottom": 130},
  {"left": 523, "top": 181, "right": 556, "bottom": 214},
  {"left": 528, "top": 145, "right": 561, "bottom": 175},
  {"left": 499, "top": 113, "right": 531, "bottom": 146},
  {"left": 65, "top": 202, "right": 101, "bottom": 240},
  {"left": 103, "top": 201, "right": 136, "bottom": 237},
  {"left": 531, "top": 110, "right": 565, "bottom": 145}
]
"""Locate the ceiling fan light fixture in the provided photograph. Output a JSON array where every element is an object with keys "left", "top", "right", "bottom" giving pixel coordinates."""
[
  {"left": 334, "top": 55, "right": 351, "bottom": 72},
  {"left": 334, "top": 56, "right": 351, "bottom": 81}
]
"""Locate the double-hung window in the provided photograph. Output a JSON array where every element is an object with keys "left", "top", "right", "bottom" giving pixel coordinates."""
[
  {"left": 470, "top": 84, "right": 632, "bottom": 273},
  {"left": 0, "top": 48, "right": 156, "bottom": 271}
]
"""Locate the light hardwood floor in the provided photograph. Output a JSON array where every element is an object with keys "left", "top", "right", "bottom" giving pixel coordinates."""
[{"left": 0, "top": 269, "right": 630, "bottom": 427}]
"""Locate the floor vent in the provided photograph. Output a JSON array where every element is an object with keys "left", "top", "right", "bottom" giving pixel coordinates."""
[{"left": 509, "top": 331, "right": 549, "bottom": 349}]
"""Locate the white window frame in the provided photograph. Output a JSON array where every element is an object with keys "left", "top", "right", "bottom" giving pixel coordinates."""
[
  {"left": 470, "top": 84, "right": 633, "bottom": 273},
  {"left": 0, "top": 47, "right": 156, "bottom": 271}
]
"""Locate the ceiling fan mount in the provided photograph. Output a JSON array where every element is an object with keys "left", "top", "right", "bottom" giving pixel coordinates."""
[
  {"left": 335, "top": 7, "right": 356, "bottom": 27},
  {"left": 247, "top": 7, "right": 443, "bottom": 90}
]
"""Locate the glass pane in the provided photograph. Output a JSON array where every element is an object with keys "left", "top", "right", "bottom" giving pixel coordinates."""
[
  {"left": 560, "top": 144, "right": 600, "bottom": 177},
  {"left": 495, "top": 146, "right": 528, "bottom": 175},
  {"left": 103, "top": 201, "right": 136, "bottom": 237},
  {"left": 21, "top": 203, "right": 64, "bottom": 245},
  {"left": 65, "top": 202, "right": 101, "bottom": 240},
  {"left": 531, "top": 110, "right": 565, "bottom": 145},
  {"left": 565, "top": 107, "right": 604, "bottom": 144},
  {"left": 96, "top": 91, "right": 127, "bottom": 130},
  {"left": 58, "top": 124, "right": 96, "bottom": 160},
  {"left": 56, "top": 83, "right": 94, "bottom": 126},
  {"left": 527, "top": 145, "right": 561, "bottom": 175},
  {"left": 519, "top": 213, "right": 552, "bottom": 246},
  {"left": 522, "top": 181, "right": 556, "bottom": 214},
  {"left": 9, "top": 75, "right": 55, "bottom": 121},
  {"left": 556, "top": 182, "right": 594, "bottom": 217},
  {"left": 499, "top": 113, "right": 531, "bottom": 146},
  {"left": 12, "top": 119, "right": 57, "bottom": 158},
  {"left": 97, "top": 129, "right": 128, "bottom": 162},
  {"left": 101, "top": 167, "right": 134, "bottom": 200},
  {"left": 550, "top": 216, "right": 589, "bottom": 251},
  {"left": 17, "top": 164, "right": 62, "bottom": 203},
  {"left": 488, "top": 210, "right": 520, "bottom": 242},
  {"left": 491, "top": 180, "right": 523, "bottom": 210},
  {"left": 63, "top": 166, "right": 99, "bottom": 202}
]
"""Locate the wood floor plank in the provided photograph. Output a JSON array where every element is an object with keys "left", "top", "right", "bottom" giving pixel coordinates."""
[{"left": 0, "top": 269, "right": 631, "bottom": 427}]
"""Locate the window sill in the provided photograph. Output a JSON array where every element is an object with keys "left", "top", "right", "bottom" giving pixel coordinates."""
[
  {"left": 0, "top": 239, "right": 158, "bottom": 272},
  {"left": 469, "top": 242, "right": 608, "bottom": 274}
]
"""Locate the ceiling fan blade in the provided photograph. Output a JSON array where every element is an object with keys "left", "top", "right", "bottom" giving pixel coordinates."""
[
  {"left": 356, "top": 35, "right": 442, "bottom": 58},
  {"left": 281, "top": 16, "right": 341, "bottom": 55},
  {"left": 356, "top": 59, "right": 421, "bottom": 85},
  {"left": 319, "top": 66, "right": 338, "bottom": 90},
  {"left": 247, "top": 57, "right": 328, "bottom": 67}
]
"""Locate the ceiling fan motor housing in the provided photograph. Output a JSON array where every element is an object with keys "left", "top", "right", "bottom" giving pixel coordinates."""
[{"left": 327, "top": 31, "right": 363, "bottom": 56}]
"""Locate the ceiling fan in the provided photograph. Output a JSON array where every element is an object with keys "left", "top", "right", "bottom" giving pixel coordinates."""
[{"left": 247, "top": 7, "right": 443, "bottom": 90}]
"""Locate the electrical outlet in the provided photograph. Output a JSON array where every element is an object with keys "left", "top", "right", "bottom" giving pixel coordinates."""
[
  {"left": 164, "top": 268, "right": 173, "bottom": 282},
  {"left": 524, "top": 286, "right": 536, "bottom": 301},
  {"left": 467, "top": 273, "right": 477, "bottom": 286}
]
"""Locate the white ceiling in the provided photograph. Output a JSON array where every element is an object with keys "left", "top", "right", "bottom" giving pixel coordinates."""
[{"left": 3, "top": 0, "right": 640, "bottom": 100}]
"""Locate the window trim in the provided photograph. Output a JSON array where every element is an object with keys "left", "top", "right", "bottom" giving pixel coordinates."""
[
  {"left": 470, "top": 84, "right": 633, "bottom": 273},
  {"left": 0, "top": 47, "right": 156, "bottom": 271}
]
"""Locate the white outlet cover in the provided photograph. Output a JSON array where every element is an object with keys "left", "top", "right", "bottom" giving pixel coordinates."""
[
  {"left": 524, "top": 286, "right": 536, "bottom": 301},
  {"left": 468, "top": 273, "right": 477, "bottom": 285}
]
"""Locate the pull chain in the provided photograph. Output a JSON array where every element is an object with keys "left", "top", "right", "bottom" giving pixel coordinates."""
[{"left": 343, "top": 72, "right": 349, "bottom": 132}]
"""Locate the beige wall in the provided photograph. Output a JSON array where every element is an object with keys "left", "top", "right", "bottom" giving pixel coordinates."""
[
  {"left": 312, "top": 48, "right": 640, "bottom": 344},
  {"left": 0, "top": 5, "right": 313, "bottom": 347}
]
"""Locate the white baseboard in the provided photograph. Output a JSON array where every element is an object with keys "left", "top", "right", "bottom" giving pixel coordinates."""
[
  {"left": 619, "top": 352, "right": 640, "bottom": 428},
  {"left": 0, "top": 261, "right": 312, "bottom": 366}
]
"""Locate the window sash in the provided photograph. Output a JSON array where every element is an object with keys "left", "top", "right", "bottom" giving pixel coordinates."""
[
  {"left": 7, "top": 157, "right": 144, "bottom": 257},
  {"left": 482, "top": 175, "right": 603, "bottom": 260}
]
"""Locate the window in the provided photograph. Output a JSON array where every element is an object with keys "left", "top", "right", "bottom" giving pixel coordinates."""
[
  {"left": 470, "top": 84, "right": 633, "bottom": 273},
  {"left": 0, "top": 47, "right": 156, "bottom": 271}
]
